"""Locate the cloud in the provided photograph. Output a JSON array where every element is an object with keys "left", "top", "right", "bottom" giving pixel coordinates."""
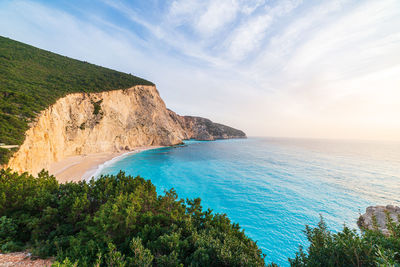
[
  {"left": 102, "top": 0, "right": 227, "bottom": 67},
  {"left": 101, "top": 0, "right": 165, "bottom": 39},
  {"left": 239, "top": 0, "right": 266, "bottom": 15},
  {"left": 195, "top": 0, "right": 239, "bottom": 36},
  {"left": 168, "top": 0, "right": 203, "bottom": 21},
  {"left": 284, "top": 0, "right": 399, "bottom": 78},
  {"left": 226, "top": 0, "right": 302, "bottom": 61},
  {"left": 227, "top": 14, "right": 273, "bottom": 60},
  {"left": 168, "top": 0, "right": 265, "bottom": 36}
]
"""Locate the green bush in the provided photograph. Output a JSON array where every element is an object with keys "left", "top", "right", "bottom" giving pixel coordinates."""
[
  {"left": 0, "top": 169, "right": 265, "bottom": 266},
  {"left": 289, "top": 216, "right": 400, "bottom": 266},
  {"left": 92, "top": 99, "right": 103, "bottom": 115}
]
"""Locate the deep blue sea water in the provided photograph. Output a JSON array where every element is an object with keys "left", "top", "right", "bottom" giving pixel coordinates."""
[{"left": 97, "top": 138, "right": 400, "bottom": 266}]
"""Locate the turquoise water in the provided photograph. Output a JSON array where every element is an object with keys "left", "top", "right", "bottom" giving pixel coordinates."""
[{"left": 98, "top": 138, "right": 400, "bottom": 265}]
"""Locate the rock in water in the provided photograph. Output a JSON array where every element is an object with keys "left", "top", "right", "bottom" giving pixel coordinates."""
[{"left": 358, "top": 205, "right": 400, "bottom": 235}]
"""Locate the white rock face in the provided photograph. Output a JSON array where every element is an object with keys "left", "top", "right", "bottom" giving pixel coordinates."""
[
  {"left": 358, "top": 205, "right": 400, "bottom": 235},
  {"left": 7, "top": 85, "right": 189, "bottom": 175}
]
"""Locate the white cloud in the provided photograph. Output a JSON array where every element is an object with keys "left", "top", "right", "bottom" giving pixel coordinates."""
[
  {"left": 168, "top": 0, "right": 203, "bottom": 20},
  {"left": 284, "top": 0, "right": 399, "bottom": 78},
  {"left": 239, "top": 0, "right": 266, "bottom": 15},
  {"left": 101, "top": 0, "right": 165, "bottom": 39},
  {"left": 228, "top": 14, "right": 273, "bottom": 60},
  {"left": 226, "top": 0, "right": 302, "bottom": 60},
  {"left": 195, "top": 0, "right": 239, "bottom": 36},
  {"left": 249, "top": 0, "right": 348, "bottom": 78},
  {"left": 168, "top": 0, "right": 264, "bottom": 36}
]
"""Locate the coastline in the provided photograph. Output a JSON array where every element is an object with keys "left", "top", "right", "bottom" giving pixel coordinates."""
[{"left": 48, "top": 146, "right": 162, "bottom": 183}]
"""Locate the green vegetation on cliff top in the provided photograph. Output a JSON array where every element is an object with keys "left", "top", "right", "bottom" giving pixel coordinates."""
[{"left": 0, "top": 36, "right": 153, "bottom": 164}]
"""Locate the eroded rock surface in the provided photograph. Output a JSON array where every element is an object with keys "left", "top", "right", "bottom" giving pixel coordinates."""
[
  {"left": 181, "top": 116, "right": 246, "bottom": 141},
  {"left": 358, "top": 205, "right": 400, "bottom": 235},
  {"left": 7, "top": 85, "right": 245, "bottom": 175}
]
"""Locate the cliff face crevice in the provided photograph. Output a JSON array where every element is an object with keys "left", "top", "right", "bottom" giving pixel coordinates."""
[{"left": 7, "top": 85, "right": 245, "bottom": 175}]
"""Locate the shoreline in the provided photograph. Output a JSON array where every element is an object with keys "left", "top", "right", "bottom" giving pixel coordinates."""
[{"left": 48, "top": 146, "right": 162, "bottom": 183}]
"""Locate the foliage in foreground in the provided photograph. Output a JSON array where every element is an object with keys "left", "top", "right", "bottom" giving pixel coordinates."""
[
  {"left": 289, "top": 216, "right": 400, "bottom": 267},
  {"left": 0, "top": 169, "right": 265, "bottom": 266},
  {"left": 0, "top": 36, "right": 153, "bottom": 164}
]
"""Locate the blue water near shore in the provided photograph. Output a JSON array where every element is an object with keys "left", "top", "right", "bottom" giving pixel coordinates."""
[{"left": 98, "top": 137, "right": 400, "bottom": 265}]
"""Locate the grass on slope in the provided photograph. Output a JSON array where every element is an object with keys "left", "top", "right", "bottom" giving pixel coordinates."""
[{"left": 0, "top": 36, "right": 153, "bottom": 164}]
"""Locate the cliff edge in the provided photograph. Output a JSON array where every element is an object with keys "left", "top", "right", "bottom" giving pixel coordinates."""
[
  {"left": 0, "top": 36, "right": 245, "bottom": 175},
  {"left": 6, "top": 85, "right": 246, "bottom": 175}
]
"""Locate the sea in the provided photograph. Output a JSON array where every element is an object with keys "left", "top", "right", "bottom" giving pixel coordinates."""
[{"left": 96, "top": 137, "right": 400, "bottom": 266}]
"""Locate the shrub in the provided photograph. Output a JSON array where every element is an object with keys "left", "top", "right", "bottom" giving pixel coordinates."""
[
  {"left": 289, "top": 216, "right": 400, "bottom": 266},
  {"left": 0, "top": 169, "right": 265, "bottom": 266}
]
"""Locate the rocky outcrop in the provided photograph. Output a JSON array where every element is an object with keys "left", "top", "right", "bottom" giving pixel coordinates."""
[
  {"left": 7, "top": 85, "right": 245, "bottom": 175},
  {"left": 180, "top": 116, "right": 246, "bottom": 141},
  {"left": 358, "top": 205, "right": 400, "bottom": 235}
]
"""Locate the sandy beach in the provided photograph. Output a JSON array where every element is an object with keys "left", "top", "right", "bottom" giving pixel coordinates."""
[{"left": 48, "top": 146, "right": 161, "bottom": 183}]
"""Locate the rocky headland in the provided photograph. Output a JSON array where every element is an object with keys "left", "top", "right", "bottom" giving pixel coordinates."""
[
  {"left": 179, "top": 115, "right": 246, "bottom": 141},
  {"left": 6, "top": 85, "right": 245, "bottom": 176}
]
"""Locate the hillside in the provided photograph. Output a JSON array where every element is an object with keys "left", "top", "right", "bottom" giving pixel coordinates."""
[
  {"left": 0, "top": 36, "right": 245, "bottom": 172},
  {"left": 0, "top": 36, "right": 153, "bottom": 164}
]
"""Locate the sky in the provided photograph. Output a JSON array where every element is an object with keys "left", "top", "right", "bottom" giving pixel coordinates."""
[{"left": 0, "top": 0, "right": 399, "bottom": 141}]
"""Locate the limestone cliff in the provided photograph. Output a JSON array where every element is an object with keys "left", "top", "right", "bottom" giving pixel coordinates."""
[{"left": 7, "top": 85, "right": 245, "bottom": 175}]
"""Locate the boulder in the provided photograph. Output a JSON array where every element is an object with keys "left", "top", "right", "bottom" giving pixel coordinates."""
[{"left": 358, "top": 205, "right": 400, "bottom": 235}]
